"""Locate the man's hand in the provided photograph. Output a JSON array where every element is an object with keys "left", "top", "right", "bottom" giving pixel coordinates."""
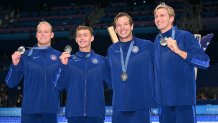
[
  {"left": 12, "top": 51, "right": 22, "bottom": 66},
  {"left": 59, "top": 52, "right": 71, "bottom": 65},
  {"left": 166, "top": 37, "right": 187, "bottom": 59}
]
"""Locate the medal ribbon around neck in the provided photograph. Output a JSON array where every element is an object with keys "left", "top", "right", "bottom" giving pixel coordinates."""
[
  {"left": 160, "top": 26, "right": 175, "bottom": 46},
  {"left": 75, "top": 52, "right": 91, "bottom": 58},
  {"left": 28, "top": 46, "right": 50, "bottom": 56},
  {"left": 119, "top": 40, "right": 135, "bottom": 77},
  {"left": 171, "top": 26, "right": 175, "bottom": 39}
]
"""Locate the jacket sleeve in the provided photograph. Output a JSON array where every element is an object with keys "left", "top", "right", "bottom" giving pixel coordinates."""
[
  {"left": 54, "top": 63, "right": 69, "bottom": 91},
  {"left": 184, "top": 32, "right": 210, "bottom": 69},
  {"left": 5, "top": 60, "right": 24, "bottom": 88},
  {"left": 103, "top": 57, "right": 112, "bottom": 89}
]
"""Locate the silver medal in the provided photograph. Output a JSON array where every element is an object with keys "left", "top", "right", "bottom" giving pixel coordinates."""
[
  {"left": 160, "top": 37, "right": 168, "bottom": 46},
  {"left": 121, "top": 72, "right": 128, "bottom": 81},
  {"left": 132, "top": 46, "right": 139, "bottom": 53},
  {"left": 17, "top": 46, "right": 25, "bottom": 54},
  {"left": 64, "top": 45, "right": 72, "bottom": 54}
]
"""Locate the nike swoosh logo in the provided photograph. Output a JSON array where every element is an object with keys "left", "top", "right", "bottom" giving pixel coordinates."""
[{"left": 32, "top": 56, "right": 40, "bottom": 59}]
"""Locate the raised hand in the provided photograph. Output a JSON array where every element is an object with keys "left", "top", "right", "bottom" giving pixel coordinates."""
[
  {"left": 167, "top": 37, "right": 187, "bottom": 59},
  {"left": 59, "top": 52, "right": 71, "bottom": 65},
  {"left": 166, "top": 37, "right": 180, "bottom": 53},
  {"left": 11, "top": 51, "right": 22, "bottom": 66}
]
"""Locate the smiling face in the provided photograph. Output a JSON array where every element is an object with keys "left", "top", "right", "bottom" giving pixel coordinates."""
[
  {"left": 36, "top": 22, "right": 54, "bottom": 47},
  {"left": 154, "top": 8, "right": 174, "bottom": 33},
  {"left": 114, "top": 14, "right": 134, "bottom": 42},
  {"left": 75, "top": 28, "right": 94, "bottom": 52}
]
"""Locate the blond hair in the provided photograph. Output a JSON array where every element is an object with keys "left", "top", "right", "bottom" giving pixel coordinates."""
[
  {"left": 37, "top": 21, "right": 53, "bottom": 32},
  {"left": 154, "top": 3, "right": 175, "bottom": 17}
]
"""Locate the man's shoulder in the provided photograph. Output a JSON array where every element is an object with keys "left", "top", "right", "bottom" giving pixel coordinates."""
[
  {"left": 50, "top": 48, "right": 61, "bottom": 56},
  {"left": 92, "top": 51, "right": 105, "bottom": 58},
  {"left": 176, "top": 28, "right": 193, "bottom": 37},
  {"left": 90, "top": 52, "right": 108, "bottom": 65},
  {"left": 134, "top": 38, "right": 153, "bottom": 46},
  {"left": 108, "top": 42, "right": 119, "bottom": 51}
]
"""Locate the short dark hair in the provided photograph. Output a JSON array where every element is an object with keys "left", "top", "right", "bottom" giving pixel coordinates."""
[{"left": 113, "top": 12, "right": 134, "bottom": 28}]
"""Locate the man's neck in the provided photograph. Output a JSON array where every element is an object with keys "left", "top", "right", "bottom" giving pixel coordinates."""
[
  {"left": 37, "top": 43, "right": 50, "bottom": 47},
  {"left": 160, "top": 25, "right": 173, "bottom": 34},
  {"left": 79, "top": 47, "right": 91, "bottom": 52},
  {"left": 120, "top": 37, "right": 133, "bottom": 42}
]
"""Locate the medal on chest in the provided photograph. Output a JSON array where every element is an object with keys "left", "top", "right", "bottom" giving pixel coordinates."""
[{"left": 119, "top": 40, "right": 135, "bottom": 82}]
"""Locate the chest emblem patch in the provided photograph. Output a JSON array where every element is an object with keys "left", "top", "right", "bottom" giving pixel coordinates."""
[
  {"left": 132, "top": 46, "right": 139, "bottom": 53},
  {"left": 50, "top": 54, "right": 57, "bottom": 61},
  {"left": 92, "top": 58, "right": 99, "bottom": 64}
]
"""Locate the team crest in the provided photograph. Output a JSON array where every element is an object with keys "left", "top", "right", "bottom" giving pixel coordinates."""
[
  {"left": 92, "top": 58, "right": 99, "bottom": 64},
  {"left": 50, "top": 54, "right": 57, "bottom": 61},
  {"left": 132, "top": 46, "right": 139, "bottom": 53}
]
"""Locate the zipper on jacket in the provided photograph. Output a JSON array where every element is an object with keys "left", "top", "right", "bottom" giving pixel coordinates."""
[
  {"left": 84, "top": 57, "right": 88, "bottom": 116},
  {"left": 45, "top": 55, "right": 47, "bottom": 90},
  {"left": 43, "top": 53, "right": 47, "bottom": 111}
]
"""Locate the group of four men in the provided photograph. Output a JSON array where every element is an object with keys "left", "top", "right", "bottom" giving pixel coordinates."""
[{"left": 5, "top": 3, "right": 210, "bottom": 123}]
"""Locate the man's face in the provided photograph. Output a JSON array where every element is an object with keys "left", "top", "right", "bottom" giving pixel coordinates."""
[
  {"left": 154, "top": 8, "right": 174, "bottom": 33},
  {"left": 36, "top": 23, "right": 54, "bottom": 46},
  {"left": 76, "top": 29, "right": 94, "bottom": 49},
  {"left": 115, "top": 16, "right": 133, "bottom": 42}
]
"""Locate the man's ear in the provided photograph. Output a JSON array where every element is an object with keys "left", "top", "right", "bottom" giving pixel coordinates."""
[
  {"left": 170, "top": 16, "right": 174, "bottom": 23},
  {"left": 131, "top": 24, "right": 134, "bottom": 31},
  {"left": 51, "top": 32, "right": 54, "bottom": 39},
  {"left": 91, "top": 36, "right": 94, "bottom": 42}
]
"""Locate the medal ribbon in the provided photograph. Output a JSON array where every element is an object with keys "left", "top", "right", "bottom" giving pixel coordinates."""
[
  {"left": 159, "top": 26, "right": 176, "bottom": 44},
  {"left": 75, "top": 52, "right": 91, "bottom": 58},
  {"left": 172, "top": 26, "right": 175, "bottom": 39},
  {"left": 28, "top": 46, "right": 50, "bottom": 56},
  {"left": 120, "top": 40, "right": 135, "bottom": 74}
]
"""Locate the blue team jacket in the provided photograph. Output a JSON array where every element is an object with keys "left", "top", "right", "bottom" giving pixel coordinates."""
[
  {"left": 154, "top": 27, "right": 210, "bottom": 106},
  {"left": 107, "top": 38, "right": 156, "bottom": 111},
  {"left": 55, "top": 50, "right": 111, "bottom": 119},
  {"left": 5, "top": 47, "right": 61, "bottom": 114}
]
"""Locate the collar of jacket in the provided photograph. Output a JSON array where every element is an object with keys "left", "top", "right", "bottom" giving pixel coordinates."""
[
  {"left": 28, "top": 45, "right": 51, "bottom": 56},
  {"left": 160, "top": 25, "right": 177, "bottom": 38},
  {"left": 76, "top": 50, "right": 95, "bottom": 58}
]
